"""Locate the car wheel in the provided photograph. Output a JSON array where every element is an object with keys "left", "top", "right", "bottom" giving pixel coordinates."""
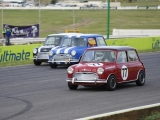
[
  {"left": 49, "top": 63, "right": 57, "bottom": 68},
  {"left": 106, "top": 75, "right": 117, "bottom": 91},
  {"left": 68, "top": 83, "right": 78, "bottom": 90},
  {"left": 136, "top": 71, "right": 145, "bottom": 86},
  {"left": 33, "top": 60, "right": 41, "bottom": 66}
]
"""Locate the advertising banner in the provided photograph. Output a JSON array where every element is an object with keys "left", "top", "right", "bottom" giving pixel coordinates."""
[
  {"left": 0, "top": 44, "right": 42, "bottom": 63},
  {"left": 3, "top": 24, "right": 39, "bottom": 38},
  {"left": 106, "top": 37, "right": 160, "bottom": 50}
]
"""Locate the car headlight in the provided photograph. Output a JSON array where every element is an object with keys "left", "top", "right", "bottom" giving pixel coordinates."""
[
  {"left": 97, "top": 68, "right": 104, "bottom": 75},
  {"left": 49, "top": 51, "right": 53, "bottom": 56},
  {"left": 33, "top": 48, "right": 37, "bottom": 54},
  {"left": 71, "top": 50, "right": 76, "bottom": 56},
  {"left": 67, "top": 67, "right": 74, "bottom": 74}
]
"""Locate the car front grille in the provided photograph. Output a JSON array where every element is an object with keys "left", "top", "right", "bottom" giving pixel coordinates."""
[
  {"left": 73, "top": 72, "right": 98, "bottom": 81},
  {"left": 53, "top": 54, "right": 72, "bottom": 61},
  {"left": 40, "top": 48, "right": 52, "bottom": 52},
  {"left": 37, "top": 52, "right": 49, "bottom": 59}
]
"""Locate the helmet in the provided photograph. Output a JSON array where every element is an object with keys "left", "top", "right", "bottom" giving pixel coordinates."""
[
  {"left": 55, "top": 39, "right": 60, "bottom": 45},
  {"left": 88, "top": 38, "right": 96, "bottom": 46},
  {"left": 5, "top": 25, "right": 9, "bottom": 28},
  {"left": 95, "top": 51, "right": 105, "bottom": 61}
]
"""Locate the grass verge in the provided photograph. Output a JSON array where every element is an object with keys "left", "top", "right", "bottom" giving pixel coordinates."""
[{"left": 141, "top": 112, "right": 160, "bottom": 120}]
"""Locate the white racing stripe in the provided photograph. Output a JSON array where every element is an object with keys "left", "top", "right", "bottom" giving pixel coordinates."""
[
  {"left": 38, "top": 46, "right": 58, "bottom": 52},
  {"left": 56, "top": 47, "right": 65, "bottom": 54},
  {"left": 75, "top": 103, "right": 160, "bottom": 120},
  {"left": 51, "top": 46, "right": 59, "bottom": 50},
  {"left": 38, "top": 46, "right": 43, "bottom": 52},
  {"left": 64, "top": 47, "right": 75, "bottom": 53}
]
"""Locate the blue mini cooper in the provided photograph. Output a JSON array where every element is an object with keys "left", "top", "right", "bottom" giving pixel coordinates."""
[
  {"left": 32, "top": 33, "right": 81, "bottom": 66},
  {"left": 48, "top": 34, "right": 107, "bottom": 68}
]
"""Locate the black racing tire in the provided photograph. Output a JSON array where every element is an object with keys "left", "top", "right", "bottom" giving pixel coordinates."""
[
  {"left": 68, "top": 83, "right": 78, "bottom": 90},
  {"left": 136, "top": 71, "right": 145, "bottom": 86},
  {"left": 33, "top": 60, "right": 42, "bottom": 66},
  {"left": 49, "top": 63, "right": 57, "bottom": 68},
  {"left": 106, "top": 75, "right": 117, "bottom": 91}
]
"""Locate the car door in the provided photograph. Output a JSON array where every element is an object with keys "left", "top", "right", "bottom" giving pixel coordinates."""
[
  {"left": 116, "top": 51, "right": 131, "bottom": 83},
  {"left": 127, "top": 50, "right": 141, "bottom": 81}
]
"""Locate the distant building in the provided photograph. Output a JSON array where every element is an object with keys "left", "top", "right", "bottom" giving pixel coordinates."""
[{"left": 0, "top": 0, "right": 26, "bottom": 2}]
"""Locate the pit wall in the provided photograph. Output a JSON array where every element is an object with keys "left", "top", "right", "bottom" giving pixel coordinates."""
[
  {"left": 0, "top": 44, "right": 42, "bottom": 63},
  {"left": 106, "top": 36, "right": 160, "bottom": 50}
]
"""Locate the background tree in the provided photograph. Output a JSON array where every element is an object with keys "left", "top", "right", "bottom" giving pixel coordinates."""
[
  {"left": 34, "top": 0, "right": 58, "bottom": 6},
  {"left": 50, "top": 0, "right": 58, "bottom": 4}
]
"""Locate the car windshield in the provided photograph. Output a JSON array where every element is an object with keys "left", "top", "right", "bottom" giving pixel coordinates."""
[
  {"left": 71, "top": 38, "right": 86, "bottom": 47},
  {"left": 81, "top": 50, "right": 116, "bottom": 62},
  {"left": 44, "top": 36, "right": 63, "bottom": 46},
  {"left": 61, "top": 38, "right": 72, "bottom": 47},
  {"left": 61, "top": 38, "right": 86, "bottom": 47}
]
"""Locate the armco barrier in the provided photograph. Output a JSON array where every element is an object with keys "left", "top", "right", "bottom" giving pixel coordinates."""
[
  {"left": 0, "top": 35, "right": 148, "bottom": 45},
  {"left": 0, "top": 5, "right": 160, "bottom": 10},
  {"left": 106, "top": 37, "right": 160, "bottom": 50},
  {"left": 117, "top": 6, "right": 138, "bottom": 10},
  {"left": 0, "top": 44, "right": 42, "bottom": 63},
  {"left": 76, "top": 103, "right": 160, "bottom": 120}
]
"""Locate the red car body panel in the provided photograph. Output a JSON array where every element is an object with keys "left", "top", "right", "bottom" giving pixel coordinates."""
[{"left": 66, "top": 46, "right": 145, "bottom": 88}]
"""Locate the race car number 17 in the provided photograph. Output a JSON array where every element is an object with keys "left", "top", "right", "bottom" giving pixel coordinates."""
[{"left": 121, "top": 65, "right": 128, "bottom": 80}]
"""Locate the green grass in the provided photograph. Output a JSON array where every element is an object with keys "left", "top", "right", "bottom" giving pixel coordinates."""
[
  {"left": 141, "top": 112, "right": 160, "bottom": 120},
  {"left": 0, "top": 9, "right": 160, "bottom": 38}
]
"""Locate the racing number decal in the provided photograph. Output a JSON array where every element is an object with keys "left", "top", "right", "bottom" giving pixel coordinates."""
[
  {"left": 121, "top": 65, "right": 128, "bottom": 80},
  {"left": 88, "top": 63, "right": 103, "bottom": 66}
]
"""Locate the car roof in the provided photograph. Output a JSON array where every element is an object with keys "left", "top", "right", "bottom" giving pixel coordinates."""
[
  {"left": 48, "top": 33, "right": 82, "bottom": 37},
  {"left": 75, "top": 34, "right": 103, "bottom": 37},
  {"left": 87, "top": 46, "right": 136, "bottom": 51}
]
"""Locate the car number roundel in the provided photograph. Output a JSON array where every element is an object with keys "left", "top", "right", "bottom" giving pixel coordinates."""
[
  {"left": 121, "top": 65, "right": 128, "bottom": 80},
  {"left": 88, "top": 63, "right": 103, "bottom": 66}
]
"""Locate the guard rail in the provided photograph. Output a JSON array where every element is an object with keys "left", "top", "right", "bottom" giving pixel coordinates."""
[{"left": 0, "top": 35, "right": 149, "bottom": 45}]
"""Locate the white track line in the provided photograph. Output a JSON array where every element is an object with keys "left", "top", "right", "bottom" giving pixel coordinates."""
[{"left": 75, "top": 103, "right": 160, "bottom": 120}]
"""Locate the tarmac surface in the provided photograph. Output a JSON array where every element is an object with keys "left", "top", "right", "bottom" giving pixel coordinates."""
[{"left": 0, "top": 52, "right": 160, "bottom": 120}]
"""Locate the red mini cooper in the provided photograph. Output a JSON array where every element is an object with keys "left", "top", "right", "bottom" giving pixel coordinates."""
[{"left": 66, "top": 46, "right": 146, "bottom": 91}]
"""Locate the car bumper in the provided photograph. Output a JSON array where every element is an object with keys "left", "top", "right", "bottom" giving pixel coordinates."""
[
  {"left": 48, "top": 58, "right": 79, "bottom": 64},
  {"left": 66, "top": 78, "right": 107, "bottom": 84},
  {"left": 33, "top": 52, "right": 49, "bottom": 60}
]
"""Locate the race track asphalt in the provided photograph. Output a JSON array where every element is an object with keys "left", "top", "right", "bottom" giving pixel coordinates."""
[{"left": 0, "top": 52, "right": 160, "bottom": 120}]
